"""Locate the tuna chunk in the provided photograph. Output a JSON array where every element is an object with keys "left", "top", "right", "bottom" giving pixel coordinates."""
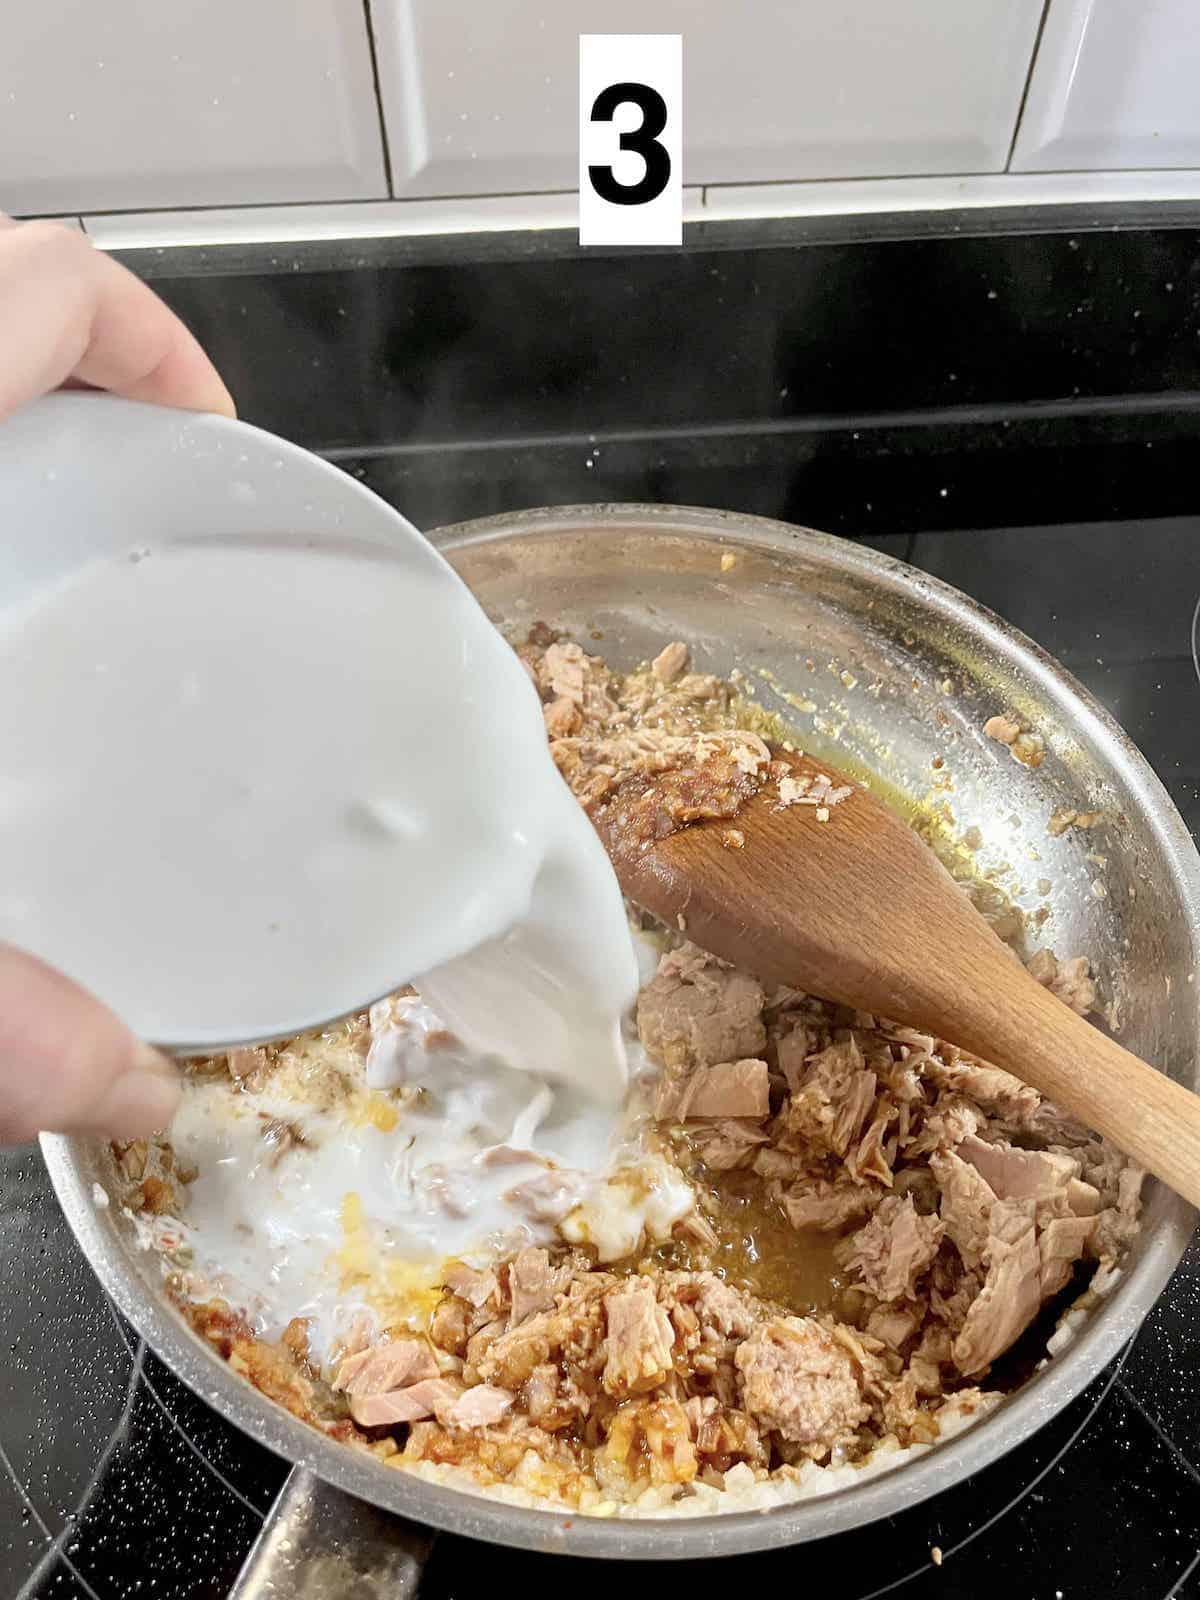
[
  {"left": 865, "top": 1302, "right": 926, "bottom": 1351},
  {"left": 503, "top": 1170, "right": 584, "bottom": 1223},
  {"left": 603, "top": 1279, "right": 676, "bottom": 1396},
  {"left": 543, "top": 695, "right": 582, "bottom": 737},
  {"left": 442, "top": 1261, "right": 500, "bottom": 1310},
  {"left": 348, "top": 1390, "right": 427, "bottom": 1428},
  {"left": 845, "top": 1104, "right": 895, "bottom": 1186},
  {"left": 637, "top": 944, "right": 766, "bottom": 1069},
  {"left": 1039, "top": 1214, "right": 1095, "bottom": 1296},
  {"left": 753, "top": 1146, "right": 807, "bottom": 1180},
  {"left": 736, "top": 1317, "right": 870, "bottom": 1448},
  {"left": 508, "top": 1247, "right": 568, "bottom": 1324},
  {"left": 958, "top": 1135, "right": 1082, "bottom": 1206},
  {"left": 933, "top": 1151, "right": 1044, "bottom": 1375},
  {"left": 904, "top": 1093, "right": 982, "bottom": 1158},
  {"left": 523, "top": 1362, "right": 562, "bottom": 1428},
  {"left": 444, "top": 1384, "right": 515, "bottom": 1430},
  {"left": 692, "top": 1272, "right": 760, "bottom": 1340},
  {"left": 775, "top": 1020, "right": 816, "bottom": 1096},
  {"left": 1026, "top": 949, "right": 1096, "bottom": 1016},
  {"left": 542, "top": 640, "right": 587, "bottom": 703},
  {"left": 1067, "top": 1178, "right": 1102, "bottom": 1217},
  {"left": 683, "top": 1395, "right": 765, "bottom": 1467},
  {"left": 466, "top": 1316, "right": 510, "bottom": 1373},
  {"left": 227, "top": 1046, "right": 267, "bottom": 1079},
  {"left": 777, "top": 1178, "right": 880, "bottom": 1232},
  {"left": 688, "top": 1118, "right": 771, "bottom": 1170},
  {"left": 652, "top": 641, "right": 690, "bottom": 683},
  {"left": 923, "top": 1051, "right": 1041, "bottom": 1126},
  {"left": 656, "top": 1058, "right": 770, "bottom": 1120},
  {"left": 348, "top": 1376, "right": 460, "bottom": 1429},
  {"left": 934, "top": 1151, "right": 1000, "bottom": 1269},
  {"left": 477, "top": 1312, "right": 556, "bottom": 1390},
  {"left": 779, "top": 1036, "right": 877, "bottom": 1158},
  {"left": 1093, "top": 1165, "right": 1145, "bottom": 1260},
  {"left": 983, "top": 714, "right": 1021, "bottom": 745},
  {"left": 516, "top": 1361, "right": 587, "bottom": 1432},
  {"left": 842, "top": 1195, "right": 943, "bottom": 1303},
  {"left": 333, "top": 1338, "right": 438, "bottom": 1397},
  {"left": 952, "top": 1204, "right": 1042, "bottom": 1376}
]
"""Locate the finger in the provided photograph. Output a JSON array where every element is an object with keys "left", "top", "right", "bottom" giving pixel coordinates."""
[
  {"left": 0, "top": 220, "right": 235, "bottom": 423},
  {"left": 0, "top": 944, "right": 181, "bottom": 1143}
]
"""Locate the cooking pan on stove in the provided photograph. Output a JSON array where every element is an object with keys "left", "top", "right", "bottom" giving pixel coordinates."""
[{"left": 38, "top": 495, "right": 1200, "bottom": 1590}]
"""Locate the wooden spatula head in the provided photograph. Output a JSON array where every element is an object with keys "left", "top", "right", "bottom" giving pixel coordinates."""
[
  {"left": 596, "top": 749, "right": 1010, "bottom": 1036},
  {"left": 593, "top": 747, "right": 1200, "bottom": 1210}
]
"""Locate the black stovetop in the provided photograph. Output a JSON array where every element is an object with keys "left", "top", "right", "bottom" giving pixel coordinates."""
[{"left": 4, "top": 214, "right": 1200, "bottom": 1599}]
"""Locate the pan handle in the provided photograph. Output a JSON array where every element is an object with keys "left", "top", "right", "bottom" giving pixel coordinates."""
[{"left": 228, "top": 1464, "right": 436, "bottom": 1599}]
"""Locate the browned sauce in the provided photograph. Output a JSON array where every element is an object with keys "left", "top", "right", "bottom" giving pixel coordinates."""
[{"left": 652, "top": 1167, "right": 847, "bottom": 1316}]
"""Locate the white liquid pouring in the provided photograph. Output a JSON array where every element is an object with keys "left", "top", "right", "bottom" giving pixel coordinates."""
[
  {"left": 0, "top": 533, "right": 638, "bottom": 1102},
  {"left": 153, "top": 990, "right": 693, "bottom": 1364}
]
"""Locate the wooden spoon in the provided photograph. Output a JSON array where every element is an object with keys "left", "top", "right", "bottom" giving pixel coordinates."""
[{"left": 596, "top": 749, "right": 1200, "bottom": 1210}]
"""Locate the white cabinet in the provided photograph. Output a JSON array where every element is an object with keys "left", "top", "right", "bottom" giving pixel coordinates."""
[
  {"left": 1013, "top": 0, "right": 1200, "bottom": 171},
  {"left": 372, "top": 0, "right": 1046, "bottom": 196},
  {"left": 0, "top": 1, "right": 386, "bottom": 216}
]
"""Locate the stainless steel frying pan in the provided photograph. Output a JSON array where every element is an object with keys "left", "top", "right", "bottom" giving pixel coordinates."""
[{"left": 41, "top": 504, "right": 1200, "bottom": 1592}]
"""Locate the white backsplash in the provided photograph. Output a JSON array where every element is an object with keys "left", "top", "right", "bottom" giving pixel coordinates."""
[
  {"left": 3, "top": 0, "right": 1200, "bottom": 232},
  {"left": 1013, "top": 0, "right": 1200, "bottom": 172},
  {"left": 371, "top": 0, "right": 1045, "bottom": 196},
  {"left": 0, "top": 0, "right": 386, "bottom": 216}
]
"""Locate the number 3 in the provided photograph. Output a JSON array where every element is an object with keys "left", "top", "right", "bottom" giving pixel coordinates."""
[{"left": 588, "top": 82, "right": 671, "bottom": 206}]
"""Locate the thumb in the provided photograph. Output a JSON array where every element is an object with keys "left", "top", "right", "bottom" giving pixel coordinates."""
[{"left": 0, "top": 944, "right": 181, "bottom": 1142}]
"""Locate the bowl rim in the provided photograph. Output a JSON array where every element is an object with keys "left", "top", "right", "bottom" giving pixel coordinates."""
[{"left": 43, "top": 500, "right": 1200, "bottom": 1559}]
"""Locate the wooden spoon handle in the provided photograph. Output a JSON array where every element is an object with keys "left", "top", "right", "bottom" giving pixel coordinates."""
[{"left": 936, "top": 969, "right": 1200, "bottom": 1209}]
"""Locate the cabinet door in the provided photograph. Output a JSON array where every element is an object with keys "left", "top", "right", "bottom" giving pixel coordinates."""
[
  {"left": 0, "top": 0, "right": 387, "bottom": 216},
  {"left": 1013, "top": 0, "right": 1200, "bottom": 170},
  {"left": 373, "top": 0, "right": 1045, "bottom": 196}
]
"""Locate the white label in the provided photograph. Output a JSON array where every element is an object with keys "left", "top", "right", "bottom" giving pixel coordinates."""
[{"left": 579, "top": 35, "right": 682, "bottom": 247}]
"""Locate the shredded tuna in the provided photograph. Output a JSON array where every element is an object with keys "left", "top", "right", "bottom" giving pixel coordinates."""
[
  {"left": 777, "top": 770, "right": 854, "bottom": 810},
  {"left": 503, "top": 1170, "right": 583, "bottom": 1223},
  {"left": 736, "top": 1318, "right": 871, "bottom": 1451},
  {"left": 780, "top": 1035, "right": 878, "bottom": 1159},
  {"left": 226, "top": 1046, "right": 267, "bottom": 1079},
  {"left": 443, "top": 1262, "right": 500, "bottom": 1310},
  {"left": 652, "top": 641, "right": 690, "bottom": 683},
  {"left": 603, "top": 1279, "right": 676, "bottom": 1396},
  {"left": 841, "top": 1195, "right": 943, "bottom": 1304},
  {"left": 959, "top": 1135, "right": 1082, "bottom": 1207},
  {"left": 141, "top": 627, "right": 1143, "bottom": 1517},
  {"left": 952, "top": 1205, "right": 1042, "bottom": 1376},
  {"left": 687, "top": 1118, "right": 771, "bottom": 1170},
  {"left": 638, "top": 944, "right": 766, "bottom": 1069},
  {"left": 1039, "top": 1214, "right": 1096, "bottom": 1296},
  {"left": 543, "top": 695, "right": 582, "bottom": 737},
  {"left": 445, "top": 1385, "right": 515, "bottom": 1430},
  {"left": 349, "top": 1376, "right": 461, "bottom": 1429},
  {"left": 776, "top": 1178, "right": 881, "bottom": 1232},
  {"left": 983, "top": 714, "right": 1021, "bottom": 745},
  {"left": 1027, "top": 948, "right": 1096, "bottom": 1016},
  {"left": 932, "top": 1151, "right": 1049, "bottom": 1375},
  {"left": 334, "top": 1338, "right": 437, "bottom": 1398},
  {"left": 508, "top": 1247, "right": 568, "bottom": 1324},
  {"left": 656, "top": 1058, "right": 770, "bottom": 1120}
]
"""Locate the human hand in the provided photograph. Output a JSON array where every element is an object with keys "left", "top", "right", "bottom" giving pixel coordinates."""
[
  {"left": 0, "top": 216, "right": 234, "bottom": 423},
  {"left": 0, "top": 947, "right": 181, "bottom": 1142},
  {"left": 0, "top": 215, "right": 232, "bottom": 1139}
]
